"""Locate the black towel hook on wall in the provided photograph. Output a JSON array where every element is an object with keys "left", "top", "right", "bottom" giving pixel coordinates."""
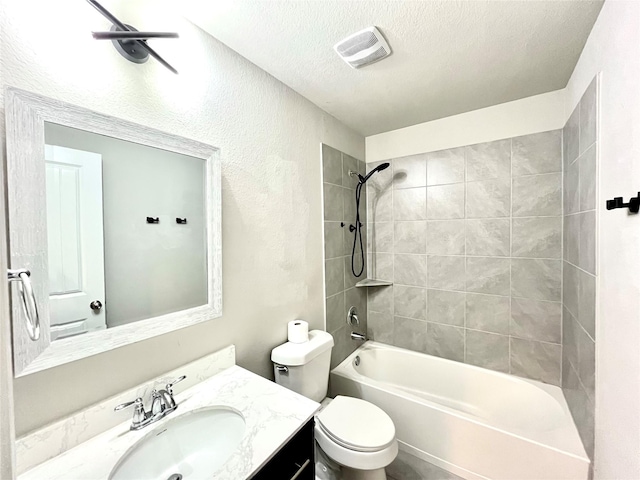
[{"left": 606, "top": 193, "right": 640, "bottom": 214}]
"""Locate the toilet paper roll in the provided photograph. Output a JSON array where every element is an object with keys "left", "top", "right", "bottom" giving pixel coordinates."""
[{"left": 288, "top": 320, "right": 309, "bottom": 343}]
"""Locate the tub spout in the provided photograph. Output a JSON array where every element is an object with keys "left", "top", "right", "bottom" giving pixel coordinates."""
[{"left": 351, "top": 332, "right": 366, "bottom": 341}]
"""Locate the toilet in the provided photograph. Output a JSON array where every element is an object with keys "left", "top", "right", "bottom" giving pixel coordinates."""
[{"left": 271, "top": 330, "right": 398, "bottom": 480}]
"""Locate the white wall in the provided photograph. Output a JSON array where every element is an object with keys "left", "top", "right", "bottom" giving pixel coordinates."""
[
  {"left": 565, "top": 2, "right": 640, "bottom": 478},
  {"left": 365, "top": 89, "right": 566, "bottom": 162},
  {"left": 0, "top": 0, "right": 363, "bottom": 436},
  {"left": 45, "top": 124, "right": 208, "bottom": 328}
]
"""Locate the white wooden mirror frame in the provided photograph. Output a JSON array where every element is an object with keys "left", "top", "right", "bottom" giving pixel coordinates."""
[{"left": 5, "top": 88, "right": 222, "bottom": 377}]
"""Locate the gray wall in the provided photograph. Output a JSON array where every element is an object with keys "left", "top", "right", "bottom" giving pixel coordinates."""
[
  {"left": 45, "top": 123, "right": 207, "bottom": 328},
  {"left": 322, "top": 144, "right": 367, "bottom": 368},
  {"left": 562, "top": 77, "right": 598, "bottom": 461},
  {"left": 366, "top": 131, "right": 564, "bottom": 385}
]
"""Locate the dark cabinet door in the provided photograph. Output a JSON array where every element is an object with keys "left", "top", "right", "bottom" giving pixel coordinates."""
[{"left": 251, "top": 419, "right": 315, "bottom": 480}]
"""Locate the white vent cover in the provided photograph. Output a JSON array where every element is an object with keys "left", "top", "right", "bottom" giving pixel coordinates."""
[{"left": 334, "top": 26, "right": 391, "bottom": 69}]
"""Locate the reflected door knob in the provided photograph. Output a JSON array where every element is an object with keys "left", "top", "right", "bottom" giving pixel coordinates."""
[{"left": 90, "top": 300, "right": 103, "bottom": 312}]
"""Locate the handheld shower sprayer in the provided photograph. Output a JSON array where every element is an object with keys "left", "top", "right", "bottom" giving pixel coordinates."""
[
  {"left": 360, "top": 162, "right": 390, "bottom": 184},
  {"left": 348, "top": 162, "right": 390, "bottom": 185},
  {"left": 350, "top": 162, "right": 390, "bottom": 277}
]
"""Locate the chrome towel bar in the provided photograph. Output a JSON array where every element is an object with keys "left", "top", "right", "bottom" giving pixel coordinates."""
[{"left": 7, "top": 268, "right": 40, "bottom": 341}]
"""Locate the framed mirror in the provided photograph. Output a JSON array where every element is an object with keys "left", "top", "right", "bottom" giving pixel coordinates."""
[{"left": 5, "top": 88, "right": 222, "bottom": 376}]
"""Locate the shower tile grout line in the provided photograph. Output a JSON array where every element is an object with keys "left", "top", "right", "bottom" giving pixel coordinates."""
[
  {"left": 509, "top": 137, "right": 513, "bottom": 376},
  {"left": 368, "top": 214, "right": 564, "bottom": 221},
  {"left": 369, "top": 252, "right": 564, "bottom": 261},
  {"left": 369, "top": 308, "right": 562, "bottom": 345},
  {"left": 463, "top": 145, "right": 468, "bottom": 363},
  {"left": 560, "top": 125, "right": 566, "bottom": 387}
]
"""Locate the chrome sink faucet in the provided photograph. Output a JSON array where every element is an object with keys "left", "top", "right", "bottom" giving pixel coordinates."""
[{"left": 114, "top": 375, "right": 186, "bottom": 430}]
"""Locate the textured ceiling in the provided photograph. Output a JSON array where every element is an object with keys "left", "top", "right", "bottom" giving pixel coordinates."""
[{"left": 181, "top": 0, "right": 603, "bottom": 136}]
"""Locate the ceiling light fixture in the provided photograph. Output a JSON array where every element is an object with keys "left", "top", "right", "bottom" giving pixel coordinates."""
[{"left": 87, "top": 0, "right": 179, "bottom": 74}]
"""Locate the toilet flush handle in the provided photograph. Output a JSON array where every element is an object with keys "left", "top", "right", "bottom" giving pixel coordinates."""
[{"left": 275, "top": 364, "right": 289, "bottom": 373}]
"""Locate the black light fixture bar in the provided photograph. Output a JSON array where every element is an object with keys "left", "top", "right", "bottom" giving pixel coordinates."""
[
  {"left": 87, "top": 0, "right": 129, "bottom": 31},
  {"left": 86, "top": 0, "right": 179, "bottom": 74},
  {"left": 92, "top": 31, "right": 179, "bottom": 40},
  {"left": 138, "top": 41, "right": 179, "bottom": 75}
]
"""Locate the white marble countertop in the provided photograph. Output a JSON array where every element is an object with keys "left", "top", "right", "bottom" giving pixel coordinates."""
[{"left": 19, "top": 365, "right": 320, "bottom": 480}]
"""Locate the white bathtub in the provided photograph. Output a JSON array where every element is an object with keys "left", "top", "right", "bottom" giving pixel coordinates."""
[{"left": 329, "top": 342, "right": 589, "bottom": 480}]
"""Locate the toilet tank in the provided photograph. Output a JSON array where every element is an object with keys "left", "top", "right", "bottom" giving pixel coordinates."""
[{"left": 271, "top": 330, "right": 334, "bottom": 402}]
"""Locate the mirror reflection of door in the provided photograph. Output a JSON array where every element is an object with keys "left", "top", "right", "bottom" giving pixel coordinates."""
[{"left": 45, "top": 144, "right": 106, "bottom": 340}]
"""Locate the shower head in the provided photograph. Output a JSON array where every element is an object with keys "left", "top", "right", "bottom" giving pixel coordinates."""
[{"left": 359, "top": 162, "right": 390, "bottom": 184}]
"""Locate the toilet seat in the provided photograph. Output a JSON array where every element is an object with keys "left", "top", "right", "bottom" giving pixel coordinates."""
[
  {"left": 314, "top": 396, "right": 398, "bottom": 471},
  {"left": 316, "top": 396, "right": 396, "bottom": 452},
  {"left": 314, "top": 421, "right": 398, "bottom": 471}
]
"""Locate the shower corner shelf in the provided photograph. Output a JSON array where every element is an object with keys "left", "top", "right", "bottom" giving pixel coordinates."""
[{"left": 355, "top": 279, "right": 393, "bottom": 288}]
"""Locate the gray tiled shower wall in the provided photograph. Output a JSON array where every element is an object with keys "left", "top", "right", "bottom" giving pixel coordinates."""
[
  {"left": 366, "top": 131, "right": 565, "bottom": 385},
  {"left": 322, "top": 144, "right": 368, "bottom": 368},
  {"left": 562, "top": 76, "right": 598, "bottom": 461}
]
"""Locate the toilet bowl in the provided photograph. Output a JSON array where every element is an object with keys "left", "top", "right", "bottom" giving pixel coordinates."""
[
  {"left": 271, "top": 330, "right": 398, "bottom": 480},
  {"left": 314, "top": 396, "right": 398, "bottom": 480}
]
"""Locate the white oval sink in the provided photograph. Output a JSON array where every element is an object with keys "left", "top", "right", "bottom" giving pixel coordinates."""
[{"left": 109, "top": 407, "right": 246, "bottom": 480}]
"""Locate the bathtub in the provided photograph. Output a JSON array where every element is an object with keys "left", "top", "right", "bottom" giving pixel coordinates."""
[{"left": 329, "top": 342, "right": 589, "bottom": 480}]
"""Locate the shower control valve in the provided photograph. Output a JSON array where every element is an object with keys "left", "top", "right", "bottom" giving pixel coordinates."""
[{"left": 347, "top": 306, "right": 359, "bottom": 326}]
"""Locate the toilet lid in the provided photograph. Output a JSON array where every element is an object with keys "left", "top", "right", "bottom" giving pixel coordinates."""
[{"left": 316, "top": 396, "right": 395, "bottom": 452}]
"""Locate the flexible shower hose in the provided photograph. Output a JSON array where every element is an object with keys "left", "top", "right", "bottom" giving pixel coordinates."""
[{"left": 351, "top": 181, "right": 365, "bottom": 277}]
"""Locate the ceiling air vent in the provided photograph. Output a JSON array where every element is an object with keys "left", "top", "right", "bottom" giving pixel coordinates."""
[{"left": 334, "top": 26, "right": 391, "bottom": 69}]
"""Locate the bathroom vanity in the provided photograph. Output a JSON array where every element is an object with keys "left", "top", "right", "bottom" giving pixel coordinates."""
[
  {"left": 17, "top": 359, "right": 319, "bottom": 480},
  {"left": 252, "top": 419, "right": 314, "bottom": 480}
]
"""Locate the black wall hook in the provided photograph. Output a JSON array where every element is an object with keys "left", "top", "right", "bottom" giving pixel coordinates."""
[
  {"left": 146, "top": 217, "right": 159, "bottom": 224},
  {"left": 606, "top": 193, "right": 640, "bottom": 213},
  {"left": 176, "top": 218, "right": 187, "bottom": 224}
]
